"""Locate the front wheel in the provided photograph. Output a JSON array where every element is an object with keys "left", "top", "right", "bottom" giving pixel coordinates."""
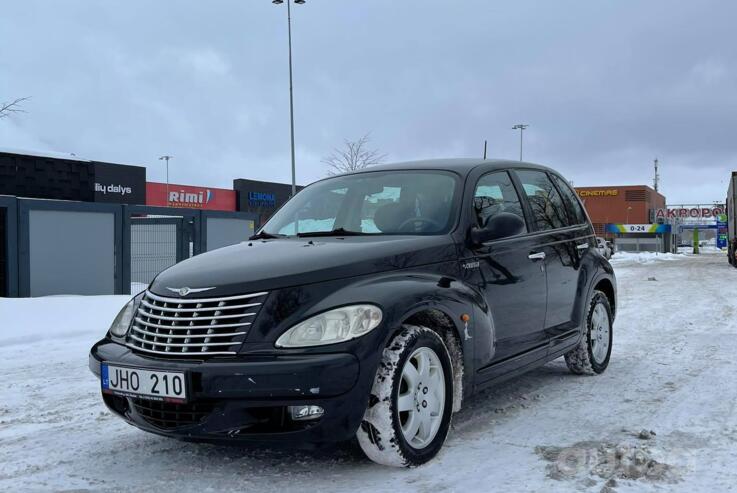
[
  {"left": 356, "top": 325, "right": 454, "bottom": 467},
  {"left": 564, "top": 290, "right": 613, "bottom": 375}
]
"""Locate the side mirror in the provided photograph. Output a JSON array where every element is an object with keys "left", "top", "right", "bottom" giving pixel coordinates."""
[{"left": 470, "top": 212, "right": 526, "bottom": 245}]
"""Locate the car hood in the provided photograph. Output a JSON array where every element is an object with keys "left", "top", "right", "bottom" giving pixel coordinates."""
[{"left": 149, "top": 236, "right": 458, "bottom": 297}]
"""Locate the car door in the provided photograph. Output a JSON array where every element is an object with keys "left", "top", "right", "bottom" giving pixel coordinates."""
[
  {"left": 460, "top": 170, "right": 548, "bottom": 377},
  {"left": 513, "top": 169, "right": 587, "bottom": 341}
]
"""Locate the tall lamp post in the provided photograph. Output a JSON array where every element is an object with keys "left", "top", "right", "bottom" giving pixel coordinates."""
[
  {"left": 159, "top": 155, "right": 173, "bottom": 206},
  {"left": 512, "top": 123, "right": 529, "bottom": 161},
  {"left": 273, "top": 0, "right": 305, "bottom": 197}
]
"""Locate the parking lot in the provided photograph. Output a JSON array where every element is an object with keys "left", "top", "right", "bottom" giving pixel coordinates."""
[{"left": 1, "top": 252, "right": 736, "bottom": 492}]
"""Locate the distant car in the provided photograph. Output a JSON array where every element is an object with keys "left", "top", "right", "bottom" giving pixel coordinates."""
[
  {"left": 596, "top": 237, "right": 612, "bottom": 259},
  {"left": 89, "top": 159, "right": 616, "bottom": 467}
]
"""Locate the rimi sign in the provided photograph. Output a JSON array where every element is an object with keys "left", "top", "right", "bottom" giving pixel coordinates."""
[{"left": 146, "top": 182, "right": 236, "bottom": 211}]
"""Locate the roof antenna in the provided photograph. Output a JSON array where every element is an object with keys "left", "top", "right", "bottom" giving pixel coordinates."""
[
  {"left": 653, "top": 157, "right": 659, "bottom": 192},
  {"left": 483, "top": 140, "right": 487, "bottom": 160}
]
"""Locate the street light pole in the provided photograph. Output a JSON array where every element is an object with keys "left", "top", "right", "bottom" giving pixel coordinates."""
[
  {"left": 512, "top": 124, "right": 529, "bottom": 161},
  {"left": 159, "top": 155, "right": 173, "bottom": 206},
  {"left": 273, "top": 0, "right": 305, "bottom": 197}
]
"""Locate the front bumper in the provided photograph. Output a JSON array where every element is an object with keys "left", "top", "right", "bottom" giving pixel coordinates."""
[{"left": 89, "top": 340, "right": 371, "bottom": 446}]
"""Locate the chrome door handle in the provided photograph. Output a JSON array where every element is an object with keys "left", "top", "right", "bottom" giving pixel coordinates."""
[
  {"left": 528, "top": 252, "right": 546, "bottom": 261},
  {"left": 576, "top": 243, "right": 590, "bottom": 250}
]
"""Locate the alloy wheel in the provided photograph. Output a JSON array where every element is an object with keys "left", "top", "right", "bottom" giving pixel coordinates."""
[
  {"left": 397, "top": 347, "right": 446, "bottom": 449},
  {"left": 590, "top": 303, "right": 611, "bottom": 364}
]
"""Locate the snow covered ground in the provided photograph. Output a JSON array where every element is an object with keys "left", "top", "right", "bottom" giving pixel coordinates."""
[{"left": 1, "top": 252, "right": 737, "bottom": 492}]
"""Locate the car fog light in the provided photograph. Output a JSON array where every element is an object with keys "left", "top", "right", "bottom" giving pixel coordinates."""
[{"left": 288, "top": 405, "right": 324, "bottom": 421}]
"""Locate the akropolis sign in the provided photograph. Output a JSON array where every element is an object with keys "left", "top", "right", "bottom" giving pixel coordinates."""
[{"left": 655, "top": 206, "right": 725, "bottom": 219}]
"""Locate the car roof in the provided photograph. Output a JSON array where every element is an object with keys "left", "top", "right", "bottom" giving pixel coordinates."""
[{"left": 348, "top": 158, "right": 556, "bottom": 177}]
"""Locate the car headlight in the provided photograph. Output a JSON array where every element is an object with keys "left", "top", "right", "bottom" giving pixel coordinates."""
[
  {"left": 275, "top": 304, "right": 383, "bottom": 348},
  {"left": 109, "top": 292, "right": 144, "bottom": 338}
]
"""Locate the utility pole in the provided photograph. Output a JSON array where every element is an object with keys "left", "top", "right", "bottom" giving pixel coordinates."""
[
  {"left": 159, "top": 155, "right": 173, "bottom": 206},
  {"left": 653, "top": 157, "right": 660, "bottom": 193},
  {"left": 273, "top": 0, "right": 306, "bottom": 197},
  {"left": 483, "top": 140, "right": 487, "bottom": 160},
  {"left": 512, "top": 124, "right": 529, "bottom": 161}
]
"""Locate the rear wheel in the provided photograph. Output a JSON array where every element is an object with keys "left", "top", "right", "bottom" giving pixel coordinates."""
[
  {"left": 356, "top": 325, "right": 454, "bottom": 467},
  {"left": 564, "top": 290, "right": 613, "bottom": 375}
]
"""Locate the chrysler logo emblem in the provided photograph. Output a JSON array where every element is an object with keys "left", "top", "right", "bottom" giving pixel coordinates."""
[{"left": 166, "top": 286, "right": 216, "bottom": 297}]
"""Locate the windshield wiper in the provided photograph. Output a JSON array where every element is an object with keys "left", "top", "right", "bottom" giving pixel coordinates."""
[
  {"left": 296, "top": 227, "right": 374, "bottom": 238},
  {"left": 249, "top": 231, "right": 287, "bottom": 240}
]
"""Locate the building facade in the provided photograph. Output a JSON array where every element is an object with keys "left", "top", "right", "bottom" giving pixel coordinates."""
[
  {"left": 0, "top": 150, "right": 299, "bottom": 220},
  {"left": 0, "top": 149, "right": 146, "bottom": 204},
  {"left": 574, "top": 185, "right": 666, "bottom": 237},
  {"left": 233, "top": 179, "right": 303, "bottom": 227}
]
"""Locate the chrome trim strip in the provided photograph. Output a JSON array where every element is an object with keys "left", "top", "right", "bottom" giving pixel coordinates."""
[
  {"left": 130, "top": 325, "right": 246, "bottom": 339},
  {"left": 140, "top": 299, "right": 262, "bottom": 313},
  {"left": 129, "top": 334, "right": 234, "bottom": 348},
  {"left": 144, "top": 290, "right": 268, "bottom": 304},
  {"left": 134, "top": 317, "right": 251, "bottom": 330},
  {"left": 137, "top": 307, "right": 256, "bottom": 321},
  {"left": 125, "top": 344, "right": 235, "bottom": 356}
]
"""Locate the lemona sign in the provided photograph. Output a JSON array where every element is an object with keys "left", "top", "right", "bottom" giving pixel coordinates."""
[{"left": 577, "top": 189, "right": 619, "bottom": 197}]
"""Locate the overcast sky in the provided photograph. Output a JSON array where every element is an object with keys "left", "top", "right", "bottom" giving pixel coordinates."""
[{"left": 2, "top": 0, "right": 736, "bottom": 203}]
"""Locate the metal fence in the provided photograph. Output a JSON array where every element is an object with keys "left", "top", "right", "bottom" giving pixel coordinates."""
[
  {"left": 0, "top": 197, "right": 257, "bottom": 297},
  {"left": 0, "top": 206, "right": 6, "bottom": 297},
  {"left": 130, "top": 217, "right": 189, "bottom": 289}
]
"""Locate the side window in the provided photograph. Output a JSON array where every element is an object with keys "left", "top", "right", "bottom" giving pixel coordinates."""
[
  {"left": 473, "top": 171, "right": 527, "bottom": 233},
  {"left": 551, "top": 174, "right": 588, "bottom": 225},
  {"left": 515, "top": 170, "right": 570, "bottom": 231}
]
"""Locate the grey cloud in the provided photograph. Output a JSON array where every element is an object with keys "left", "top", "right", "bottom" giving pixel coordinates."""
[{"left": 1, "top": 0, "right": 736, "bottom": 203}]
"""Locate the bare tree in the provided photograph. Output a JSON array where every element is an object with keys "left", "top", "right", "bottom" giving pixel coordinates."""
[
  {"left": 322, "top": 133, "right": 387, "bottom": 175},
  {"left": 0, "top": 97, "right": 31, "bottom": 119}
]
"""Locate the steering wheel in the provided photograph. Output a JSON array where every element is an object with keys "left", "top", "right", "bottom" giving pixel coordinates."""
[{"left": 397, "top": 216, "right": 443, "bottom": 232}]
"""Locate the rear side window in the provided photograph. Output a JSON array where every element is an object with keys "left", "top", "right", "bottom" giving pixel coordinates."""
[
  {"left": 515, "top": 169, "right": 570, "bottom": 231},
  {"left": 551, "top": 174, "right": 588, "bottom": 225},
  {"left": 473, "top": 171, "right": 527, "bottom": 232}
]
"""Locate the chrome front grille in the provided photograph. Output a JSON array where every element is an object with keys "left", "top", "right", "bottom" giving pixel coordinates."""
[{"left": 126, "top": 290, "right": 268, "bottom": 357}]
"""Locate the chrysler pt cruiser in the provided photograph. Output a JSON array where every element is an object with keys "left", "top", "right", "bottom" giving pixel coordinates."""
[{"left": 89, "top": 159, "right": 616, "bottom": 467}]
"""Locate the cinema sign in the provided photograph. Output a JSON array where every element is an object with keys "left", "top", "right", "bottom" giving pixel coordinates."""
[{"left": 655, "top": 206, "right": 725, "bottom": 219}]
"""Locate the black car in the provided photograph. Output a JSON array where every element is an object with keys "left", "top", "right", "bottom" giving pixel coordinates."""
[{"left": 89, "top": 159, "right": 616, "bottom": 467}]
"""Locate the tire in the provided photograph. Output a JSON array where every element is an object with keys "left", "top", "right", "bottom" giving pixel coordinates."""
[
  {"left": 564, "top": 290, "right": 613, "bottom": 375},
  {"left": 356, "top": 325, "right": 454, "bottom": 467}
]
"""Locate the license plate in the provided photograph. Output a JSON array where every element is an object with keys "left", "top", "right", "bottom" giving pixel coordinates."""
[{"left": 101, "top": 364, "right": 187, "bottom": 402}]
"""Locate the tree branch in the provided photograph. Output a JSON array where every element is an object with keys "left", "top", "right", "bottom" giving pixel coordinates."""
[
  {"left": 321, "top": 133, "right": 387, "bottom": 176},
  {"left": 0, "top": 97, "right": 31, "bottom": 119}
]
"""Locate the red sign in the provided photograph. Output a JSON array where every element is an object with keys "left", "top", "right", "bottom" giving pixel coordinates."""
[{"left": 146, "top": 182, "right": 236, "bottom": 211}]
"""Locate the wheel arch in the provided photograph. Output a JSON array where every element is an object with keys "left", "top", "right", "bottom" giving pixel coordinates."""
[
  {"left": 593, "top": 277, "right": 616, "bottom": 319},
  {"left": 399, "top": 305, "right": 467, "bottom": 412}
]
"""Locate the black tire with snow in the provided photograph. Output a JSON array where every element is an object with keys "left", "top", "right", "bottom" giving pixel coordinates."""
[
  {"left": 356, "top": 325, "right": 454, "bottom": 467},
  {"left": 564, "top": 290, "right": 613, "bottom": 375}
]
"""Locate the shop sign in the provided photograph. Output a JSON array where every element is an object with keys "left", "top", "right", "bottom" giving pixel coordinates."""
[
  {"left": 248, "top": 192, "right": 276, "bottom": 207},
  {"left": 146, "top": 182, "right": 236, "bottom": 211},
  {"left": 577, "top": 189, "right": 619, "bottom": 198},
  {"left": 605, "top": 223, "right": 672, "bottom": 234},
  {"left": 717, "top": 214, "right": 728, "bottom": 249},
  {"left": 655, "top": 206, "right": 725, "bottom": 219}
]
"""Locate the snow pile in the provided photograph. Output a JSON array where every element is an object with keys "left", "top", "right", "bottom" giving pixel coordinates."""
[
  {"left": 610, "top": 251, "right": 684, "bottom": 265},
  {"left": 0, "top": 295, "right": 129, "bottom": 347}
]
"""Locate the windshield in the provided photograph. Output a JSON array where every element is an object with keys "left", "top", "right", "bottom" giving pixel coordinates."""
[{"left": 261, "top": 170, "right": 459, "bottom": 236}]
